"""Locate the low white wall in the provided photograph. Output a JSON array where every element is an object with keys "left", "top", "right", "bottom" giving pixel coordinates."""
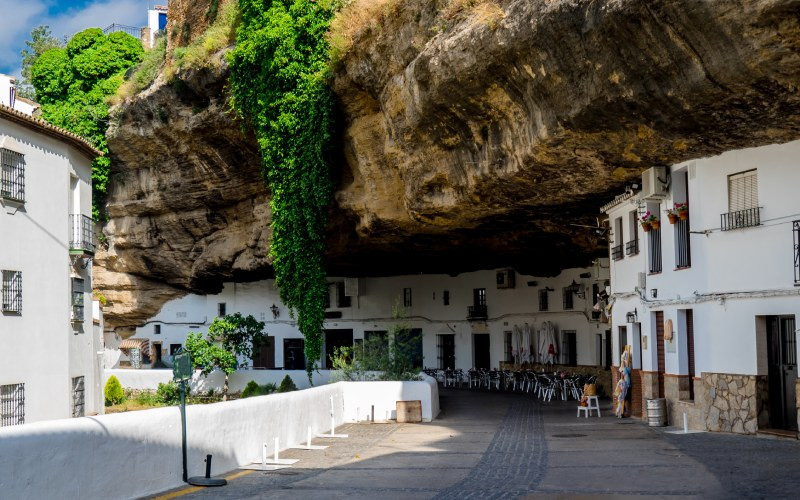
[
  {"left": 0, "top": 377, "right": 439, "bottom": 500},
  {"left": 342, "top": 377, "right": 440, "bottom": 422},
  {"left": 103, "top": 369, "right": 332, "bottom": 393}
]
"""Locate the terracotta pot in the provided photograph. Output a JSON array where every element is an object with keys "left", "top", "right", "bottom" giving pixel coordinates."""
[
  {"left": 678, "top": 211, "right": 689, "bottom": 220},
  {"left": 651, "top": 220, "right": 661, "bottom": 230},
  {"left": 641, "top": 222, "right": 652, "bottom": 232},
  {"left": 668, "top": 213, "right": 678, "bottom": 224}
]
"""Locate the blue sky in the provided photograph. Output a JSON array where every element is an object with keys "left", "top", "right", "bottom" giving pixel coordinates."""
[{"left": 0, "top": 0, "right": 149, "bottom": 77}]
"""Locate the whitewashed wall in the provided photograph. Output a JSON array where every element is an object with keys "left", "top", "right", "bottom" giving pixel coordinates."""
[
  {"left": 127, "top": 265, "right": 611, "bottom": 373},
  {"left": 0, "top": 118, "right": 99, "bottom": 423},
  {"left": 0, "top": 378, "right": 438, "bottom": 500},
  {"left": 606, "top": 139, "right": 800, "bottom": 376}
]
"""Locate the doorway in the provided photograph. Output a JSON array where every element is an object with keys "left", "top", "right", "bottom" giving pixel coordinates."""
[
  {"left": 252, "top": 335, "right": 275, "bottom": 369},
  {"left": 325, "top": 329, "right": 354, "bottom": 369},
  {"left": 437, "top": 334, "right": 456, "bottom": 369},
  {"left": 655, "top": 312, "right": 665, "bottom": 398},
  {"left": 153, "top": 343, "right": 162, "bottom": 363},
  {"left": 473, "top": 334, "right": 490, "bottom": 369},
  {"left": 283, "top": 338, "right": 305, "bottom": 370},
  {"left": 767, "top": 316, "right": 797, "bottom": 431}
]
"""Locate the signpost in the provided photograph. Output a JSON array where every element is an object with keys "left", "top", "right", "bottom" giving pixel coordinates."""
[{"left": 172, "top": 352, "right": 193, "bottom": 483}]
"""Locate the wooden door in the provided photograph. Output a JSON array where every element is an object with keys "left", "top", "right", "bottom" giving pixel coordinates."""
[
  {"left": 768, "top": 316, "right": 798, "bottom": 431},
  {"left": 655, "top": 311, "right": 665, "bottom": 398},
  {"left": 252, "top": 335, "right": 275, "bottom": 369},
  {"left": 686, "top": 310, "right": 695, "bottom": 400},
  {"left": 473, "top": 334, "right": 490, "bottom": 369}
]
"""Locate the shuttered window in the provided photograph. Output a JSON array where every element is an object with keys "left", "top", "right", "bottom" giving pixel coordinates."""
[{"left": 728, "top": 169, "right": 758, "bottom": 212}]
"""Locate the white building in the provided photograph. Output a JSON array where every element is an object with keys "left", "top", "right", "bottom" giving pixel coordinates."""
[
  {"left": 0, "top": 75, "right": 40, "bottom": 117},
  {"left": 0, "top": 103, "right": 102, "bottom": 426},
  {"left": 119, "top": 265, "right": 611, "bottom": 375},
  {"left": 602, "top": 139, "right": 800, "bottom": 435},
  {"left": 147, "top": 5, "right": 168, "bottom": 48}
]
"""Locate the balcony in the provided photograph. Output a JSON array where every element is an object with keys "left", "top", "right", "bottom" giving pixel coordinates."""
[
  {"left": 70, "top": 214, "right": 95, "bottom": 256},
  {"left": 467, "top": 304, "right": 488, "bottom": 320},
  {"left": 625, "top": 239, "right": 639, "bottom": 256},
  {"left": 611, "top": 244, "right": 624, "bottom": 261},
  {"left": 721, "top": 207, "right": 760, "bottom": 231}
]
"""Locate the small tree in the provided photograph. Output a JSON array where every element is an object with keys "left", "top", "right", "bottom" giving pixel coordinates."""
[
  {"left": 183, "top": 313, "right": 268, "bottom": 399},
  {"left": 104, "top": 375, "right": 124, "bottom": 406}
]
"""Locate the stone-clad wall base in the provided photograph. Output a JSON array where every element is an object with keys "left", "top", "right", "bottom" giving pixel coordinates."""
[
  {"left": 665, "top": 375, "right": 705, "bottom": 431},
  {"left": 640, "top": 371, "right": 660, "bottom": 420},
  {"left": 702, "top": 373, "right": 759, "bottom": 434}
]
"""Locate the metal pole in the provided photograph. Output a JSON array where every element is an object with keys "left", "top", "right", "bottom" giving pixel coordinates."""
[{"left": 180, "top": 381, "right": 188, "bottom": 483}]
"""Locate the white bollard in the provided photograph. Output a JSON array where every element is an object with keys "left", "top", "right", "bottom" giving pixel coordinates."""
[{"left": 683, "top": 412, "right": 689, "bottom": 433}]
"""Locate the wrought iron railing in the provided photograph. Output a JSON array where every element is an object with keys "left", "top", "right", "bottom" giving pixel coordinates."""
[
  {"left": 611, "top": 244, "right": 624, "bottom": 261},
  {"left": 0, "top": 383, "right": 25, "bottom": 427},
  {"left": 103, "top": 24, "right": 141, "bottom": 37},
  {"left": 467, "top": 304, "right": 488, "bottom": 320},
  {"left": 721, "top": 207, "right": 761, "bottom": 231},
  {"left": 0, "top": 149, "right": 25, "bottom": 202},
  {"left": 648, "top": 228, "right": 662, "bottom": 274},
  {"left": 675, "top": 218, "right": 691, "bottom": 269},
  {"left": 794, "top": 220, "right": 799, "bottom": 285},
  {"left": 1, "top": 270, "right": 21, "bottom": 313},
  {"left": 70, "top": 214, "right": 95, "bottom": 254},
  {"left": 625, "top": 239, "right": 639, "bottom": 256}
]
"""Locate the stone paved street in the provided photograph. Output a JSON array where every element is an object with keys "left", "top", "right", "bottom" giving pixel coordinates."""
[{"left": 157, "top": 388, "right": 800, "bottom": 499}]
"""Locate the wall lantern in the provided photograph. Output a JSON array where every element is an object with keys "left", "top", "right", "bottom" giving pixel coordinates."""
[
  {"left": 626, "top": 309, "right": 638, "bottom": 323},
  {"left": 270, "top": 304, "right": 280, "bottom": 319}
]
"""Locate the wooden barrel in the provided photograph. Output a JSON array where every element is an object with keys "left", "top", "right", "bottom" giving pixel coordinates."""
[{"left": 646, "top": 398, "right": 667, "bottom": 427}]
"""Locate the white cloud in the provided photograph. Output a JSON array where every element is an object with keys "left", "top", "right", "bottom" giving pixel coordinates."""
[{"left": 0, "top": 0, "right": 147, "bottom": 76}]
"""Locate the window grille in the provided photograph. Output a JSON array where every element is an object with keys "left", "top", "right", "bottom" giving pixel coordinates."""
[
  {"left": 0, "top": 383, "right": 24, "bottom": 427},
  {"left": 562, "top": 288, "right": 574, "bottom": 310},
  {"left": 0, "top": 148, "right": 25, "bottom": 202},
  {"left": 403, "top": 288, "right": 412, "bottom": 307},
  {"left": 2, "top": 270, "right": 22, "bottom": 313},
  {"left": 648, "top": 228, "right": 662, "bottom": 273},
  {"left": 674, "top": 218, "right": 691, "bottom": 268},
  {"left": 794, "top": 221, "right": 800, "bottom": 285},
  {"left": 538, "top": 289, "right": 549, "bottom": 311},
  {"left": 72, "top": 377, "right": 85, "bottom": 418},
  {"left": 504, "top": 331, "right": 513, "bottom": 363},
  {"left": 69, "top": 215, "right": 95, "bottom": 254},
  {"left": 71, "top": 277, "right": 84, "bottom": 321}
]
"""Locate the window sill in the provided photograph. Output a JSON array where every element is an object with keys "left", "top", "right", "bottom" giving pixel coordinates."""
[
  {"left": 674, "top": 266, "right": 691, "bottom": 271},
  {"left": 648, "top": 272, "right": 662, "bottom": 276}
]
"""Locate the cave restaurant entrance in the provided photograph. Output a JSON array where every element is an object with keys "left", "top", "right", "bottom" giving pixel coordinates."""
[
  {"left": 767, "top": 316, "right": 798, "bottom": 432},
  {"left": 325, "top": 329, "right": 354, "bottom": 369}
]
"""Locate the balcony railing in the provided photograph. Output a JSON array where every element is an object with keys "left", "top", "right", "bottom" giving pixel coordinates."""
[
  {"left": 648, "top": 228, "right": 662, "bottom": 274},
  {"left": 721, "top": 207, "right": 761, "bottom": 231},
  {"left": 611, "top": 244, "right": 624, "bottom": 261},
  {"left": 675, "top": 218, "right": 691, "bottom": 269},
  {"left": 794, "top": 220, "right": 799, "bottom": 285},
  {"left": 467, "top": 304, "right": 488, "bottom": 320},
  {"left": 625, "top": 239, "right": 639, "bottom": 256},
  {"left": 70, "top": 214, "right": 95, "bottom": 255}
]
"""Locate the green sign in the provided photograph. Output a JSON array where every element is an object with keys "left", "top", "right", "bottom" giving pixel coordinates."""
[{"left": 173, "top": 352, "right": 193, "bottom": 382}]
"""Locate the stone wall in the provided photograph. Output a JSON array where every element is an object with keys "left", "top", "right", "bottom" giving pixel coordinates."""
[{"left": 702, "top": 372, "right": 760, "bottom": 434}]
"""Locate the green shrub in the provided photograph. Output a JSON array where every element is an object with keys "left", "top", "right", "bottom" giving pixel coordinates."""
[
  {"left": 241, "top": 380, "right": 278, "bottom": 398},
  {"left": 134, "top": 390, "right": 160, "bottom": 406},
  {"left": 104, "top": 375, "right": 125, "bottom": 406},
  {"left": 278, "top": 375, "right": 298, "bottom": 393},
  {"left": 155, "top": 381, "right": 181, "bottom": 405}
]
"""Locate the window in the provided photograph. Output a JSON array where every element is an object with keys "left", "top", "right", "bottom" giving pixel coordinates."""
[
  {"left": 443, "top": 290, "right": 450, "bottom": 306},
  {"left": 154, "top": 324, "right": 161, "bottom": 335},
  {"left": 2, "top": 270, "right": 22, "bottom": 313},
  {"left": 217, "top": 302, "right": 226, "bottom": 317},
  {"left": 403, "top": 288, "right": 412, "bottom": 307},
  {"left": 626, "top": 210, "right": 639, "bottom": 256},
  {"left": 611, "top": 217, "right": 624, "bottom": 260},
  {"left": 562, "top": 287, "right": 574, "bottom": 310},
  {"left": 648, "top": 226, "right": 662, "bottom": 274},
  {"left": 473, "top": 288, "right": 486, "bottom": 307},
  {"left": 170, "top": 344, "right": 183, "bottom": 356},
  {"left": 72, "top": 377, "right": 85, "bottom": 418},
  {"left": 0, "top": 383, "right": 24, "bottom": 427},
  {"left": 336, "top": 282, "right": 351, "bottom": 308},
  {"left": 723, "top": 169, "right": 760, "bottom": 230},
  {"left": 794, "top": 221, "right": 800, "bottom": 285},
  {"left": 504, "top": 331, "right": 513, "bottom": 363},
  {"left": 0, "top": 148, "right": 25, "bottom": 202},
  {"left": 618, "top": 326, "right": 628, "bottom": 361},
  {"left": 71, "top": 277, "right": 84, "bottom": 321},
  {"left": 538, "top": 289, "right": 549, "bottom": 311}
]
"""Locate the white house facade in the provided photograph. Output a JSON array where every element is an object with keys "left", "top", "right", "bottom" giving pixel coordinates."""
[
  {"left": 0, "top": 104, "right": 102, "bottom": 426},
  {"left": 117, "top": 264, "right": 611, "bottom": 376},
  {"left": 602, "top": 139, "right": 800, "bottom": 435}
]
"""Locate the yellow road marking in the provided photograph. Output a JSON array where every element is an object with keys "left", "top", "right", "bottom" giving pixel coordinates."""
[{"left": 152, "top": 469, "right": 254, "bottom": 499}]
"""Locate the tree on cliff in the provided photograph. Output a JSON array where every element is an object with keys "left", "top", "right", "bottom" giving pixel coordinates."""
[
  {"left": 30, "top": 28, "right": 143, "bottom": 218},
  {"left": 183, "top": 313, "right": 269, "bottom": 399},
  {"left": 18, "top": 25, "right": 63, "bottom": 100}
]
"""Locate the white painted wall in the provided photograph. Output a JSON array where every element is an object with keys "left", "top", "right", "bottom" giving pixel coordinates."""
[
  {"left": 605, "top": 139, "right": 800, "bottom": 377},
  {"left": 127, "top": 265, "right": 611, "bottom": 373},
  {"left": 0, "top": 75, "right": 38, "bottom": 115},
  {"left": 0, "top": 378, "right": 438, "bottom": 500},
  {"left": 0, "top": 116, "right": 99, "bottom": 424}
]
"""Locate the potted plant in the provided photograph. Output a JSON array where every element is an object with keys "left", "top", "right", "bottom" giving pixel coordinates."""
[
  {"left": 675, "top": 202, "right": 689, "bottom": 220},
  {"left": 640, "top": 211, "right": 658, "bottom": 232},
  {"left": 666, "top": 206, "right": 679, "bottom": 224}
]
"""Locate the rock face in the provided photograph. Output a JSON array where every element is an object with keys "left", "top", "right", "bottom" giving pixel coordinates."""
[{"left": 97, "top": 0, "right": 800, "bottom": 328}]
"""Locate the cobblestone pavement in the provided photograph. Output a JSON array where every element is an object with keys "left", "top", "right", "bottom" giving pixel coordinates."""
[{"left": 160, "top": 388, "right": 800, "bottom": 499}]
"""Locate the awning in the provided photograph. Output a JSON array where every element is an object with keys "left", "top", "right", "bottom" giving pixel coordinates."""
[{"left": 119, "top": 338, "right": 150, "bottom": 357}]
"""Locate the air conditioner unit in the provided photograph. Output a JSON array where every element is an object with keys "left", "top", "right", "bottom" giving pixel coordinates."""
[
  {"left": 640, "top": 167, "right": 669, "bottom": 199},
  {"left": 344, "top": 277, "right": 364, "bottom": 297},
  {"left": 496, "top": 269, "right": 515, "bottom": 289}
]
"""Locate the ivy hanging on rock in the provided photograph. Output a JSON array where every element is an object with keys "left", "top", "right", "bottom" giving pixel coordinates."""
[{"left": 228, "top": 0, "right": 337, "bottom": 380}]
